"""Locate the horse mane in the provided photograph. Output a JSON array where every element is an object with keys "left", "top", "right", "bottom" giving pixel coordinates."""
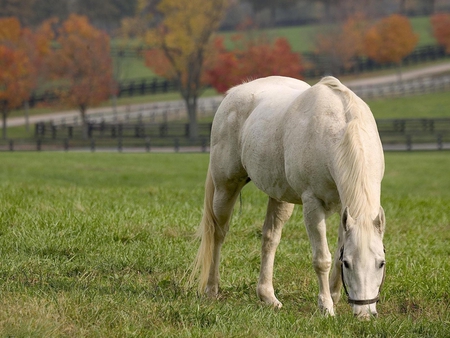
[{"left": 320, "top": 77, "right": 378, "bottom": 236}]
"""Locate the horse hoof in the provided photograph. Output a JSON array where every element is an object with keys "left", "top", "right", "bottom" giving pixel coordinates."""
[
  {"left": 324, "top": 308, "right": 335, "bottom": 317},
  {"left": 205, "top": 285, "right": 219, "bottom": 299}
]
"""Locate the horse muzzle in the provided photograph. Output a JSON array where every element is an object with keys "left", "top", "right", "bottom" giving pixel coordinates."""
[{"left": 352, "top": 303, "right": 378, "bottom": 320}]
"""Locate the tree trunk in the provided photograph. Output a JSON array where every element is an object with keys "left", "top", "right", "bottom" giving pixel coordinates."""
[
  {"left": 80, "top": 105, "right": 88, "bottom": 139},
  {"left": 397, "top": 61, "right": 403, "bottom": 83},
  {"left": 186, "top": 96, "right": 198, "bottom": 141},
  {"left": 2, "top": 108, "right": 7, "bottom": 140},
  {"left": 24, "top": 101, "right": 30, "bottom": 133}
]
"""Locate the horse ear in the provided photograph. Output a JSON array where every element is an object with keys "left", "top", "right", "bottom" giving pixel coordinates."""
[
  {"left": 373, "top": 206, "right": 386, "bottom": 235},
  {"left": 342, "top": 207, "right": 355, "bottom": 232}
]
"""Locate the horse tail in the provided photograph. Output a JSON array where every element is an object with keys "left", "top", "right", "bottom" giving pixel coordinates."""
[{"left": 189, "top": 165, "right": 217, "bottom": 293}]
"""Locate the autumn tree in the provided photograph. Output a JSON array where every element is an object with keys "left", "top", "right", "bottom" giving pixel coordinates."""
[
  {"left": 364, "top": 14, "right": 418, "bottom": 80},
  {"left": 0, "top": 17, "right": 53, "bottom": 139},
  {"left": 51, "top": 14, "right": 115, "bottom": 137},
  {"left": 144, "top": 0, "right": 228, "bottom": 140},
  {"left": 314, "top": 13, "right": 368, "bottom": 74},
  {"left": 431, "top": 13, "right": 450, "bottom": 54},
  {"left": 205, "top": 34, "right": 303, "bottom": 93}
]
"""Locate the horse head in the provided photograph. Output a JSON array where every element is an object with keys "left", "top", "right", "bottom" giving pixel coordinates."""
[{"left": 340, "top": 206, "right": 386, "bottom": 319}]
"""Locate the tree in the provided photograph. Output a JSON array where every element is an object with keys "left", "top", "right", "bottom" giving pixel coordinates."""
[
  {"left": 431, "top": 13, "right": 450, "bottom": 54},
  {"left": 205, "top": 34, "right": 303, "bottom": 93},
  {"left": 144, "top": 0, "right": 228, "bottom": 140},
  {"left": 364, "top": 14, "right": 418, "bottom": 80},
  {"left": 0, "top": 46, "right": 33, "bottom": 139},
  {"left": 51, "top": 14, "right": 115, "bottom": 137},
  {"left": 0, "top": 17, "right": 50, "bottom": 139},
  {"left": 314, "top": 13, "right": 368, "bottom": 74}
]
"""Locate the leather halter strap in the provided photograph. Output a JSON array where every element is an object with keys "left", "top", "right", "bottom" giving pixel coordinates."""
[{"left": 339, "top": 246, "right": 386, "bottom": 306}]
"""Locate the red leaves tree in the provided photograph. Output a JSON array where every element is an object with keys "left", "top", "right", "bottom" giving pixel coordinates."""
[
  {"left": 0, "top": 17, "right": 52, "bottom": 139},
  {"left": 364, "top": 14, "right": 418, "bottom": 79},
  {"left": 431, "top": 13, "right": 450, "bottom": 54},
  {"left": 51, "top": 14, "right": 115, "bottom": 137},
  {"left": 205, "top": 35, "right": 303, "bottom": 94}
]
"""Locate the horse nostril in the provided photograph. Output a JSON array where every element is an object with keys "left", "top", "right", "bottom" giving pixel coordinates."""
[{"left": 372, "top": 312, "right": 378, "bottom": 318}]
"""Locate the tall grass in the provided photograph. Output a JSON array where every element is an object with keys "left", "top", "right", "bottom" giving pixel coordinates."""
[{"left": 0, "top": 152, "right": 449, "bottom": 337}]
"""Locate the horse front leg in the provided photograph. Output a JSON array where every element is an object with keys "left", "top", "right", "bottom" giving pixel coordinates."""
[
  {"left": 302, "top": 192, "right": 334, "bottom": 316},
  {"left": 257, "top": 198, "right": 294, "bottom": 308},
  {"left": 329, "top": 226, "right": 345, "bottom": 304}
]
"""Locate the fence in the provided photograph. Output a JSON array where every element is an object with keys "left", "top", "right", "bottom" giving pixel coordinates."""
[
  {"left": 2, "top": 117, "right": 449, "bottom": 153},
  {"left": 376, "top": 118, "right": 450, "bottom": 151},
  {"left": 349, "top": 74, "right": 450, "bottom": 99},
  {"left": 37, "top": 96, "right": 222, "bottom": 128},
  {"left": 34, "top": 121, "right": 213, "bottom": 142}
]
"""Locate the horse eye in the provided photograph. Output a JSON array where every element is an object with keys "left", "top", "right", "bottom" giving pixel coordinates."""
[
  {"left": 343, "top": 260, "right": 350, "bottom": 269},
  {"left": 379, "top": 261, "right": 386, "bottom": 269}
]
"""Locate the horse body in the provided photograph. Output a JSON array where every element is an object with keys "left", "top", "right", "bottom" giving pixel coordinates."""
[{"left": 192, "top": 76, "right": 386, "bottom": 318}]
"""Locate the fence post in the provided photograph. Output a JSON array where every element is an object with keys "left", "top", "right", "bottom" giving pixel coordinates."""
[
  {"left": 37, "top": 139, "right": 41, "bottom": 151},
  {"left": 9, "top": 139, "right": 13, "bottom": 151},
  {"left": 64, "top": 139, "right": 69, "bottom": 151},
  {"left": 437, "top": 134, "right": 443, "bottom": 150},
  {"left": 90, "top": 139, "right": 95, "bottom": 152},
  {"left": 118, "top": 138, "right": 123, "bottom": 152},
  {"left": 52, "top": 124, "right": 57, "bottom": 139},
  {"left": 174, "top": 138, "right": 179, "bottom": 152},
  {"left": 406, "top": 135, "right": 412, "bottom": 151},
  {"left": 201, "top": 138, "right": 207, "bottom": 153},
  {"left": 145, "top": 137, "right": 151, "bottom": 152}
]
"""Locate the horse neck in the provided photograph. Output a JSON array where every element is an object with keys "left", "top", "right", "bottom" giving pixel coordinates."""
[
  {"left": 334, "top": 116, "right": 381, "bottom": 222},
  {"left": 321, "top": 76, "right": 382, "bottom": 222}
]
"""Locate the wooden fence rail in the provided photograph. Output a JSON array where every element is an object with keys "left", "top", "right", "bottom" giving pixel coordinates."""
[
  {"left": 350, "top": 74, "right": 450, "bottom": 99},
  {"left": 12, "top": 117, "right": 447, "bottom": 152}
]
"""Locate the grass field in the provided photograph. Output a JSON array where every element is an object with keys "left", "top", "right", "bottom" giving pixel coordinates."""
[{"left": 0, "top": 152, "right": 449, "bottom": 337}]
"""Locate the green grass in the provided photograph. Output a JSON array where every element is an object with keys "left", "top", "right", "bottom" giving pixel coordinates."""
[
  {"left": 0, "top": 152, "right": 449, "bottom": 337},
  {"left": 219, "top": 15, "right": 436, "bottom": 53},
  {"left": 367, "top": 91, "right": 450, "bottom": 119}
]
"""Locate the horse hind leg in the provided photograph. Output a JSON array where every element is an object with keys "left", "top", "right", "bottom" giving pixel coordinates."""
[
  {"left": 257, "top": 197, "right": 294, "bottom": 308},
  {"left": 191, "top": 167, "right": 247, "bottom": 298}
]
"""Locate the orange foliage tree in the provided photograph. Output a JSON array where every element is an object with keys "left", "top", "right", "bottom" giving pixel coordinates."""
[
  {"left": 205, "top": 34, "right": 303, "bottom": 93},
  {"left": 314, "top": 14, "right": 368, "bottom": 74},
  {"left": 144, "top": 0, "right": 228, "bottom": 140},
  {"left": 51, "top": 14, "right": 115, "bottom": 136},
  {"left": 0, "top": 17, "right": 53, "bottom": 139},
  {"left": 431, "top": 13, "right": 450, "bottom": 54},
  {"left": 364, "top": 14, "right": 418, "bottom": 79}
]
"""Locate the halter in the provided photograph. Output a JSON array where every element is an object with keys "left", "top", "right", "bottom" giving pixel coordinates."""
[{"left": 339, "top": 246, "right": 386, "bottom": 306}]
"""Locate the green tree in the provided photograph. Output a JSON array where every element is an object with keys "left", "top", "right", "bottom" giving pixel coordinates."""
[{"left": 144, "top": 0, "right": 228, "bottom": 140}]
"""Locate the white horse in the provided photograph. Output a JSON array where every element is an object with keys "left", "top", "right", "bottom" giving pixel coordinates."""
[{"left": 191, "top": 76, "right": 386, "bottom": 318}]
